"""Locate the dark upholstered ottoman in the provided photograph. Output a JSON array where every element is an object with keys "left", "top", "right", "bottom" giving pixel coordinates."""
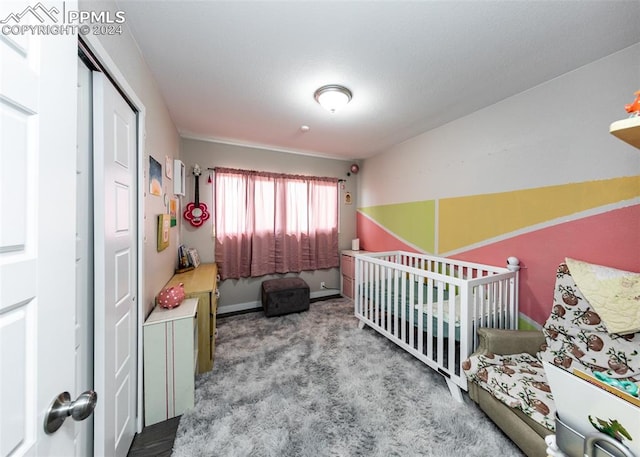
[{"left": 261, "top": 278, "right": 310, "bottom": 317}]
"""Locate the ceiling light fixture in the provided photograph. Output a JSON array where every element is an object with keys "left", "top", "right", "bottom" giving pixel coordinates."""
[{"left": 314, "top": 85, "right": 352, "bottom": 113}]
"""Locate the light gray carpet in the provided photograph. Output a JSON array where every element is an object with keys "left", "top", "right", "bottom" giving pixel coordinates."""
[{"left": 172, "top": 298, "right": 524, "bottom": 457}]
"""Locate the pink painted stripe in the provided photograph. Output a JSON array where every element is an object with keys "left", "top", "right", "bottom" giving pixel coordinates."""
[{"left": 451, "top": 205, "right": 640, "bottom": 324}]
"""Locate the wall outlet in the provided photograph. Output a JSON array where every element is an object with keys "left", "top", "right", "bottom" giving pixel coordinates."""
[{"left": 320, "top": 282, "right": 326, "bottom": 289}]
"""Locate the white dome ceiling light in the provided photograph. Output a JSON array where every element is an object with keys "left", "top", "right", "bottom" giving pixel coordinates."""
[{"left": 314, "top": 85, "right": 352, "bottom": 113}]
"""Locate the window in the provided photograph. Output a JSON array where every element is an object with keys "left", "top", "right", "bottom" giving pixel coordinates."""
[{"left": 214, "top": 167, "right": 339, "bottom": 280}]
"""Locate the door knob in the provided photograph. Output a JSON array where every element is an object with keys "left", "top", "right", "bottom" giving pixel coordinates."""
[{"left": 44, "top": 390, "right": 98, "bottom": 434}]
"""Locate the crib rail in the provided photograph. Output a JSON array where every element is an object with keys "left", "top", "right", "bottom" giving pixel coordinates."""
[{"left": 353, "top": 250, "right": 519, "bottom": 401}]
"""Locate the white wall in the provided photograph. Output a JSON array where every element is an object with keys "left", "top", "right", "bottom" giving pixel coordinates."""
[
  {"left": 180, "top": 138, "right": 359, "bottom": 312},
  {"left": 80, "top": 0, "right": 181, "bottom": 317},
  {"left": 360, "top": 44, "right": 640, "bottom": 207}
]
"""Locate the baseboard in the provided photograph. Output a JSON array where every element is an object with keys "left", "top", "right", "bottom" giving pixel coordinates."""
[
  {"left": 311, "top": 288, "right": 341, "bottom": 300},
  {"left": 217, "top": 301, "right": 261, "bottom": 317},
  {"left": 217, "top": 289, "right": 342, "bottom": 318}
]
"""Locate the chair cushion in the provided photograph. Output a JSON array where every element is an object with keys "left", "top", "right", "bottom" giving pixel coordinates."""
[{"left": 464, "top": 352, "right": 556, "bottom": 431}]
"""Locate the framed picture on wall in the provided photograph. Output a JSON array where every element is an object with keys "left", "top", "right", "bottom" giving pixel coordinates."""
[
  {"left": 157, "top": 214, "right": 170, "bottom": 251},
  {"left": 169, "top": 197, "right": 178, "bottom": 227},
  {"left": 149, "top": 156, "right": 162, "bottom": 196}
]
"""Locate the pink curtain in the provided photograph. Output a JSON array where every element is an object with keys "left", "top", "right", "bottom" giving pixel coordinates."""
[{"left": 214, "top": 168, "right": 339, "bottom": 280}]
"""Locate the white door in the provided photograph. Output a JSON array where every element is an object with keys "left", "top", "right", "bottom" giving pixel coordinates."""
[
  {"left": 75, "top": 56, "right": 94, "bottom": 457},
  {"left": 92, "top": 72, "right": 138, "bottom": 457},
  {"left": 0, "top": 1, "right": 79, "bottom": 456}
]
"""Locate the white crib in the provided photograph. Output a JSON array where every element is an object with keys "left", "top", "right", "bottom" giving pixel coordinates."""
[{"left": 353, "top": 251, "right": 519, "bottom": 402}]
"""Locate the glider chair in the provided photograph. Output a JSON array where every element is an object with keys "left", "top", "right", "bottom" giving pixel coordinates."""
[{"left": 463, "top": 260, "right": 640, "bottom": 457}]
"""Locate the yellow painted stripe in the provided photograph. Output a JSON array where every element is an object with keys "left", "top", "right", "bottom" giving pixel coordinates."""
[
  {"left": 439, "top": 176, "right": 640, "bottom": 253},
  {"left": 359, "top": 200, "right": 436, "bottom": 252}
]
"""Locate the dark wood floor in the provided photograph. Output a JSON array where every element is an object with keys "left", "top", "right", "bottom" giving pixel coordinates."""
[{"left": 127, "top": 416, "right": 180, "bottom": 457}]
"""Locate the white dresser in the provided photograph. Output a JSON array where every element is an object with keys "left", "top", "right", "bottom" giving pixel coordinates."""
[{"left": 143, "top": 297, "right": 198, "bottom": 426}]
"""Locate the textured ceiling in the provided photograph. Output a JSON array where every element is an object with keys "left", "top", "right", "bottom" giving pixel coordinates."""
[{"left": 118, "top": 1, "right": 640, "bottom": 159}]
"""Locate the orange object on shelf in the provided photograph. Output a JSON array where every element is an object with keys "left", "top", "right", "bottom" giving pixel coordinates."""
[{"left": 624, "top": 90, "right": 640, "bottom": 115}]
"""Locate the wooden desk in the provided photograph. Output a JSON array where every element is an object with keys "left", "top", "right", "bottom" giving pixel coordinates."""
[{"left": 164, "top": 263, "right": 218, "bottom": 373}]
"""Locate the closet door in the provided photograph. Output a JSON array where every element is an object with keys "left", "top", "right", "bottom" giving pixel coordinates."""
[{"left": 92, "top": 72, "right": 138, "bottom": 457}]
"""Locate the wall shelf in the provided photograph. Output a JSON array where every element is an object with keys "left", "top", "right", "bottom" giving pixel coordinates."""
[{"left": 609, "top": 116, "right": 640, "bottom": 149}]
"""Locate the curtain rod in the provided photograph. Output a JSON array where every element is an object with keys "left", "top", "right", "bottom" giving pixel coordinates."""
[
  {"left": 208, "top": 167, "right": 346, "bottom": 184},
  {"left": 207, "top": 167, "right": 347, "bottom": 182}
]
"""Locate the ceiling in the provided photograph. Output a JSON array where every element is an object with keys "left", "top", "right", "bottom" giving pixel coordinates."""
[{"left": 118, "top": 1, "right": 640, "bottom": 160}]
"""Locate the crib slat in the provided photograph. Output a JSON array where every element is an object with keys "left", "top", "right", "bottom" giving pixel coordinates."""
[
  {"left": 408, "top": 273, "right": 415, "bottom": 348},
  {"left": 393, "top": 268, "right": 400, "bottom": 338},
  {"left": 417, "top": 274, "right": 424, "bottom": 353},
  {"left": 426, "top": 277, "right": 433, "bottom": 361},
  {"left": 496, "top": 280, "right": 503, "bottom": 329},
  {"left": 375, "top": 264, "right": 381, "bottom": 326},
  {"left": 436, "top": 281, "right": 444, "bottom": 368},
  {"left": 385, "top": 266, "right": 390, "bottom": 329},
  {"left": 400, "top": 268, "right": 407, "bottom": 343},
  {"left": 460, "top": 285, "right": 471, "bottom": 373},
  {"left": 447, "top": 284, "right": 454, "bottom": 372},
  {"left": 379, "top": 265, "right": 384, "bottom": 328},
  {"left": 378, "top": 265, "right": 383, "bottom": 327},
  {"left": 366, "top": 261, "right": 372, "bottom": 321}
]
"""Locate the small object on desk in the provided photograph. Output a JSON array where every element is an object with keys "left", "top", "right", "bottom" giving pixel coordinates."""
[
  {"left": 187, "top": 248, "right": 201, "bottom": 268},
  {"left": 178, "top": 244, "right": 190, "bottom": 269},
  {"left": 175, "top": 266, "right": 195, "bottom": 274}
]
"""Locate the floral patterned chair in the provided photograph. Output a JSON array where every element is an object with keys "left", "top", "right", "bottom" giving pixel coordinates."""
[{"left": 463, "top": 260, "right": 640, "bottom": 457}]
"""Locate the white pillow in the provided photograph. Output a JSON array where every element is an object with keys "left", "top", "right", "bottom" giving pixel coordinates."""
[{"left": 566, "top": 258, "right": 640, "bottom": 335}]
